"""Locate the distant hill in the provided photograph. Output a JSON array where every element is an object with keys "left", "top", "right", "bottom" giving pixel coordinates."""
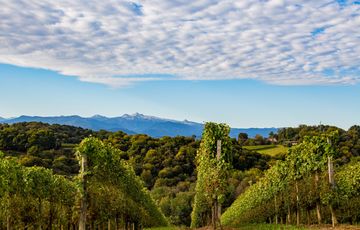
[{"left": 0, "top": 113, "right": 277, "bottom": 138}]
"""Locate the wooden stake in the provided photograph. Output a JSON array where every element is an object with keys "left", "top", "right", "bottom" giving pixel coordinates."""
[
  {"left": 216, "top": 140, "right": 222, "bottom": 230},
  {"left": 328, "top": 156, "right": 337, "bottom": 228},
  {"left": 216, "top": 140, "right": 221, "bottom": 160},
  {"left": 295, "top": 181, "right": 300, "bottom": 226},
  {"left": 314, "top": 172, "right": 322, "bottom": 224},
  {"left": 7, "top": 215, "right": 10, "bottom": 230},
  {"left": 79, "top": 154, "right": 87, "bottom": 230},
  {"left": 274, "top": 195, "right": 278, "bottom": 225}
]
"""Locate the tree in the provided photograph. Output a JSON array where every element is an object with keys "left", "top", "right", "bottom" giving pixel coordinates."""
[
  {"left": 238, "top": 133, "right": 248, "bottom": 146},
  {"left": 254, "top": 134, "right": 265, "bottom": 145}
]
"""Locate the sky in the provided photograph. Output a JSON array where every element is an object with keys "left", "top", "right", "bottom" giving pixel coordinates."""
[{"left": 0, "top": 0, "right": 359, "bottom": 129}]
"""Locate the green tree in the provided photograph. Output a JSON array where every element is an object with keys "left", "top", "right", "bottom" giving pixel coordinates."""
[{"left": 238, "top": 133, "right": 248, "bottom": 146}]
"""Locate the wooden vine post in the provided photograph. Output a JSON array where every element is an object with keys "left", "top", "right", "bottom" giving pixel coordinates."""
[
  {"left": 7, "top": 215, "right": 10, "bottom": 230},
  {"left": 327, "top": 137, "right": 337, "bottom": 228},
  {"left": 214, "top": 140, "right": 222, "bottom": 230},
  {"left": 79, "top": 153, "right": 88, "bottom": 230},
  {"left": 295, "top": 180, "right": 300, "bottom": 226},
  {"left": 191, "top": 123, "right": 230, "bottom": 229},
  {"left": 314, "top": 171, "right": 322, "bottom": 224},
  {"left": 328, "top": 155, "right": 337, "bottom": 228}
]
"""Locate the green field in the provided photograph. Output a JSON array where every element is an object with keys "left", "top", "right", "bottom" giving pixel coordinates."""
[
  {"left": 145, "top": 227, "right": 179, "bottom": 230},
  {"left": 243, "top": 145, "right": 288, "bottom": 156},
  {"left": 231, "top": 224, "right": 360, "bottom": 230},
  {"left": 236, "top": 224, "right": 308, "bottom": 230},
  {"left": 144, "top": 224, "right": 360, "bottom": 230}
]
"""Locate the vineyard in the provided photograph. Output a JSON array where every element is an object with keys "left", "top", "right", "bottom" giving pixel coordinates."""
[
  {"left": 0, "top": 122, "right": 360, "bottom": 229},
  {"left": 191, "top": 123, "right": 232, "bottom": 228},
  {"left": 0, "top": 138, "right": 168, "bottom": 229},
  {"left": 221, "top": 134, "right": 360, "bottom": 227}
]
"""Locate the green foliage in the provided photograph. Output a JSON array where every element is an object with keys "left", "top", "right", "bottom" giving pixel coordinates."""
[
  {"left": 235, "top": 224, "right": 308, "bottom": 230},
  {"left": 221, "top": 133, "right": 348, "bottom": 226},
  {"left": 0, "top": 122, "right": 94, "bottom": 152},
  {"left": 238, "top": 133, "right": 248, "bottom": 146},
  {"left": 336, "top": 158, "right": 360, "bottom": 199},
  {"left": 277, "top": 125, "right": 360, "bottom": 160},
  {"left": 0, "top": 136, "right": 169, "bottom": 228},
  {"left": 243, "top": 145, "right": 288, "bottom": 157},
  {"left": 144, "top": 227, "right": 178, "bottom": 230},
  {"left": 0, "top": 122, "right": 273, "bottom": 226},
  {"left": 1, "top": 122, "right": 360, "bottom": 227},
  {"left": 0, "top": 157, "right": 77, "bottom": 229},
  {"left": 198, "top": 122, "right": 232, "bottom": 163},
  {"left": 0, "top": 122, "right": 95, "bottom": 175},
  {"left": 334, "top": 158, "right": 360, "bottom": 222},
  {"left": 151, "top": 184, "right": 195, "bottom": 226},
  {"left": 191, "top": 122, "right": 232, "bottom": 228},
  {"left": 76, "top": 137, "right": 169, "bottom": 227}
]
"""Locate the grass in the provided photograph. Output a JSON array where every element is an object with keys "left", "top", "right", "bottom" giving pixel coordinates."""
[
  {"left": 145, "top": 224, "right": 307, "bottom": 230},
  {"left": 144, "top": 227, "right": 179, "bottom": 230},
  {"left": 243, "top": 145, "right": 288, "bottom": 157},
  {"left": 235, "top": 224, "right": 308, "bottom": 230},
  {"left": 145, "top": 225, "right": 308, "bottom": 230},
  {"left": 145, "top": 225, "right": 360, "bottom": 230},
  {"left": 236, "top": 224, "right": 360, "bottom": 230},
  {"left": 61, "top": 143, "right": 77, "bottom": 148}
]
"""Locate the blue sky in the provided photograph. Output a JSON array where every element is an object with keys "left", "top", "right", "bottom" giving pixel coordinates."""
[
  {"left": 0, "top": 0, "right": 359, "bottom": 129},
  {"left": 1, "top": 63, "right": 359, "bottom": 129}
]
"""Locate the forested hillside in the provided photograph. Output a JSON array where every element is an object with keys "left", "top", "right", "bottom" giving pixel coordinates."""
[
  {"left": 0, "top": 122, "right": 360, "bottom": 228},
  {"left": 0, "top": 122, "right": 270, "bottom": 226}
]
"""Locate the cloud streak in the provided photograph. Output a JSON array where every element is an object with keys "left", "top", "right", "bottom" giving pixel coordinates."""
[{"left": 0, "top": 0, "right": 359, "bottom": 86}]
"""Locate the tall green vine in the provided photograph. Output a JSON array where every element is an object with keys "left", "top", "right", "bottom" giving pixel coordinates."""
[
  {"left": 191, "top": 122, "right": 232, "bottom": 228},
  {"left": 221, "top": 133, "right": 348, "bottom": 226}
]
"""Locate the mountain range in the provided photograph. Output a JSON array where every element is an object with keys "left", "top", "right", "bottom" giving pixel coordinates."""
[{"left": 0, "top": 113, "right": 277, "bottom": 138}]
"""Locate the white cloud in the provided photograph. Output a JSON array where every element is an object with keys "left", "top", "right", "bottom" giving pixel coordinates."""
[{"left": 0, "top": 0, "right": 359, "bottom": 87}]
